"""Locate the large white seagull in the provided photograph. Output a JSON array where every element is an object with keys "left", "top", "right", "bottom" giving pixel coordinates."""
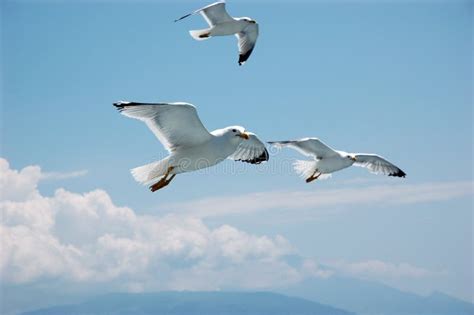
[{"left": 114, "top": 101, "right": 268, "bottom": 192}]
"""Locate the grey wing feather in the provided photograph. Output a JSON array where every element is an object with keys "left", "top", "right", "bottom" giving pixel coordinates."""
[
  {"left": 229, "top": 133, "right": 269, "bottom": 164},
  {"left": 268, "top": 138, "right": 338, "bottom": 159},
  {"left": 175, "top": 1, "right": 233, "bottom": 26},
  {"left": 113, "top": 101, "right": 212, "bottom": 153},
  {"left": 236, "top": 23, "right": 258, "bottom": 65},
  {"left": 353, "top": 154, "right": 406, "bottom": 177}
]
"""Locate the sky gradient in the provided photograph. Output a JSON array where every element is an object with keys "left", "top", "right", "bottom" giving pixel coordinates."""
[{"left": 1, "top": 0, "right": 473, "bottom": 311}]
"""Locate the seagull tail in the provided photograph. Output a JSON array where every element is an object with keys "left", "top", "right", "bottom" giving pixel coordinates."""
[
  {"left": 293, "top": 160, "right": 317, "bottom": 179},
  {"left": 189, "top": 29, "right": 212, "bottom": 41},
  {"left": 130, "top": 158, "right": 171, "bottom": 186},
  {"left": 293, "top": 160, "right": 332, "bottom": 180}
]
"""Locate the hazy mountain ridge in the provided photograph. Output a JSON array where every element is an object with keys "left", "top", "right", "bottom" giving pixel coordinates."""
[
  {"left": 16, "top": 278, "right": 474, "bottom": 315},
  {"left": 21, "top": 291, "right": 355, "bottom": 315},
  {"left": 279, "top": 277, "right": 474, "bottom": 315}
]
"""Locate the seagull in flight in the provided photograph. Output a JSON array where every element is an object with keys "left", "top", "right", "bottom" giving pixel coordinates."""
[
  {"left": 114, "top": 101, "right": 268, "bottom": 192},
  {"left": 268, "top": 138, "right": 406, "bottom": 183},
  {"left": 175, "top": 1, "right": 259, "bottom": 66}
]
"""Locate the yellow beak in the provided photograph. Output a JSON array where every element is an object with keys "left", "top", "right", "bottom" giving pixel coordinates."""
[
  {"left": 350, "top": 156, "right": 357, "bottom": 162},
  {"left": 238, "top": 132, "right": 250, "bottom": 140}
]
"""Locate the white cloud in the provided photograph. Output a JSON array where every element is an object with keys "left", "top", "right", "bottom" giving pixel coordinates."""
[
  {"left": 0, "top": 158, "right": 304, "bottom": 292},
  {"left": 0, "top": 157, "right": 445, "bottom": 309},
  {"left": 162, "top": 181, "right": 473, "bottom": 218},
  {"left": 0, "top": 159, "right": 41, "bottom": 202},
  {"left": 301, "top": 259, "right": 333, "bottom": 279},
  {"left": 40, "top": 170, "right": 88, "bottom": 180}
]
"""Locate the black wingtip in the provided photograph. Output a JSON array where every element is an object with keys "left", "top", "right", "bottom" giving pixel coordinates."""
[
  {"left": 113, "top": 101, "right": 129, "bottom": 111},
  {"left": 174, "top": 12, "right": 192, "bottom": 23},
  {"left": 389, "top": 169, "right": 407, "bottom": 178},
  {"left": 238, "top": 148, "right": 269, "bottom": 165},
  {"left": 238, "top": 48, "right": 254, "bottom": 66}
]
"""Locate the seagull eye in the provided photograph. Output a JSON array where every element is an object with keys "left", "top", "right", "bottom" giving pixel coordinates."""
[{"left": 232, "top": 129, "right": 237, "bottom": 132}]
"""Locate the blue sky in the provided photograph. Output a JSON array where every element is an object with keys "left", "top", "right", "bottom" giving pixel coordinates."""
[{"left": 1, "top": 0, "right": 473, "bottom": 309}]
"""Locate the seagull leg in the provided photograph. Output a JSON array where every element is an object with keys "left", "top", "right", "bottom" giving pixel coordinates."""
[
  {"left": 149, "top": 166, "right": 176, "bottom": 192},
  {"left": 306, "top": 171, "right": 321, "bottom": 183}
]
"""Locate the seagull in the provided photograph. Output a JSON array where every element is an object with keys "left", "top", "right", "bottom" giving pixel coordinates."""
[
  {"left": 113, "top": 101, "right": 268, "bottom": 192},
  {"left": 175, "top": 1, "right": 258, "bottom": 66},
  {"left": 268, "top": 138, "right": 406, "bottom": 183}
]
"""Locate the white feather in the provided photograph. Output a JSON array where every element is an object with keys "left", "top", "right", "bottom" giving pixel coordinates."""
[
  {"left": 115, "top": 102, "right": 212, "bottom": 153},
  {"left": 130, "top": 158, "right": 171, "bottom": 185},
  {"left": 189, "top": 29, "right": 211, "bottom": 41},
  {"left": 293, "top": 160, "right": 332, "bottom": 180}
]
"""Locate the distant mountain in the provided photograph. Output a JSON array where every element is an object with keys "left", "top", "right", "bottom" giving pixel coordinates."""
[
  {"left": 15, "top": 279, "right": 474, "bottom": 315},
  {"left": 22, "top": 291, "right": 355, "bottom": 315},
  {"left": 278, "top": 276, "right": 474, "bottom": 315}
]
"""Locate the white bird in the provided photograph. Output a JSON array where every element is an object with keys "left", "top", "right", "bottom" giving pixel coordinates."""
[
  {"left": 175, "top": 1, "right": 259, "bottom": 66},
  {"left": 268, "top": 138, "right": 406, "bottom": 183},
  {"left": 114, "top": 101, "right": 268, "bottom": 192}
]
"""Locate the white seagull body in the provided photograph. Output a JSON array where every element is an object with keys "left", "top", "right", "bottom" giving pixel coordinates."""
[
  {"left": 175, "top": 1, "right": 259, "bottom": 65},
  {"left": 268, "top": 138, "right": 406, "bottom": 183},
  {"left": 114, "top": 101, "right": 268, "bottom": 192}
]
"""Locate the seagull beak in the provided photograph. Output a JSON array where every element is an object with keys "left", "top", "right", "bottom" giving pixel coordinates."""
[
  {"left": 238, "top": 132, "right": 250, "bottom": 140},
  {"left": 249, "top": 20, "right": 256, "bottom": 24},
  {"left": 351, "top": 156, "right": 357, "bottom": 162}
]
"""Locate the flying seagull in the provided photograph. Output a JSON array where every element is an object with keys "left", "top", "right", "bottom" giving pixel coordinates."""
[
  {"left": 113, "top": 101, "right": 268, "bottom": 192},
  {"left": 175, "top": 1, "right": 258, "bottom": 66},
  {"left": 268, "top": 138, "right": 406, "bottom": 183}
]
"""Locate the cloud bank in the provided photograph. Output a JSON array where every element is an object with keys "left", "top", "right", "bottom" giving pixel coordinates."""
[
  {"left": 1, "top": 158, "right": 446, "bottom": 313},
  {"left": 0, "top": 158, "right": 310, "bottom": 292}
]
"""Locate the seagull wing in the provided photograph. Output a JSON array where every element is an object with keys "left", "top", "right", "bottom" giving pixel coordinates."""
[
  {"left": 236, "top": 23, "right": 258, "bottom": 65},
  {"left": 268, "top": 138, "right": 338, "bottom": 159},
  {"left": 175, "top": 1, "right": 234, "bottom": 26},
  {"left": 114, "top": 101, "right": 212, "bottom": 153},
  {"left": 229, "top": 132, "right": 269, "bottom": 164},
  {"left": 353, "top": 154, "right": 406, "bottom": 177}
]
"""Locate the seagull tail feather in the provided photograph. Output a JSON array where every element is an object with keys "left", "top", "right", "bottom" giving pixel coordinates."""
[
  {"left": 130, "top": 158, "right": 170, "bottom": 186},
  {"left": 293, "top": 160, "right": 331, "bottom": 180},
  {"left": 293, "top": 160, "right": 317, "bottom": 179},
  {"left": 189, "top": 29, "right": 212, "bottom": 41}
]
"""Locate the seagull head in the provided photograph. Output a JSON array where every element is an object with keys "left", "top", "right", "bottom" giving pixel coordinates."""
[
  {"left": 225, "top": 126, "right": 250, "bottom": 140},
  {"left": 347, "top": 155, "right": 357, "bottom": 162},
  {"left": 239, "top": 17, "right": 257, "bottom": 24}
]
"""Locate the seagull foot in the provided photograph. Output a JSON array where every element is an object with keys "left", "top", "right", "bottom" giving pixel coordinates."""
[
  {"left": 305, "top": 172, "right": 321, "bottom": 183},
  {"left": 149, "top": 167, "right": 176, "bottom": 192}
]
